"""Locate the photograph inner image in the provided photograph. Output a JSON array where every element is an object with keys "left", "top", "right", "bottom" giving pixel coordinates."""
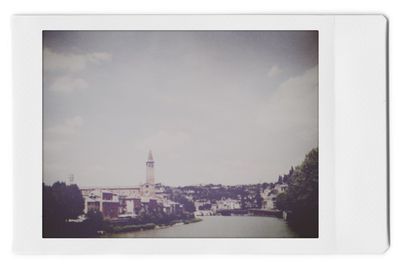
[{"left": 42, "top": 31, "right": 319, "bottom": 238}]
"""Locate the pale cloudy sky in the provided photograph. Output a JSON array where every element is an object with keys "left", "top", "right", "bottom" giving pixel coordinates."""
[{"left": 43, "top": 31, "right": 318, "bottom": 187}]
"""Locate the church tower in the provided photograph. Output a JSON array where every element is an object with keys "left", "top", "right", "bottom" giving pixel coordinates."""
[
  {"left": 146, "top": 150, "right": 155, "bottom": 185},
  {"left": 141, "top": 150, "right": 156, "bottom": 198}
]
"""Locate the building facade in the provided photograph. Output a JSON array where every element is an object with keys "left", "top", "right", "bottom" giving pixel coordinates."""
[{"left": 81, "top": 151, "right": 181, "bottom": 219}]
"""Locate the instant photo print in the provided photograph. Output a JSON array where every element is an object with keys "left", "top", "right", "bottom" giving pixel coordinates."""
[{"left": 12, "top": 14, "right": 388, "bottom": 254}]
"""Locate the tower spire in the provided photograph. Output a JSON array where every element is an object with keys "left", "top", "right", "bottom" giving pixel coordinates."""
[{"left": 147, "top": 150, "right": 154, "bottom": 162}]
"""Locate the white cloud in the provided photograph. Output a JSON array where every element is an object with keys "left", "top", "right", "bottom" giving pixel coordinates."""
[
  {"left": 43, "top": 48, "right": 112, "bottom": 72},
  {"left": 49, "top": 75, "right": 88, "bottom": 93},
  {"left": 44, "top": 116, "right": 85, "bottom": 157},
  {"left": 43, "top": 32, "right": 318, "bottom": 186},
  {"left": 267, "top": 65, "right": 282, "bottom": 78},
  {"left": 46, "top": 116, "right": 84, "bottom": 137},
  {"left": 257, "top": 65, "right": 318, "bottom": 130},
  {"left": 88, "top": 52, "right": 113, "bottom": 62}
]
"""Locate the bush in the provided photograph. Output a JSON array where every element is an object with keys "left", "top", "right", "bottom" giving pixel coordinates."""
[{"left": 111, "top": 223, "right": 156, "bottom": 233}]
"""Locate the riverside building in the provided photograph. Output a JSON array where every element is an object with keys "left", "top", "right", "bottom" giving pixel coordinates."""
[{"left": 81, "top": 151, "right": 181, "bottom": 219}]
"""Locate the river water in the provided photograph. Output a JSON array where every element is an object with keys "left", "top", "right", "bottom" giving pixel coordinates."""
[{"left": 107, "top": 215, "right": 298, "bottom": 238}]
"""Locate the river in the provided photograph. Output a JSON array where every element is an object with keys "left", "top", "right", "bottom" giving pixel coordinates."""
[{"left": 106, "top": 215, "right": 298, "bottom": 238}]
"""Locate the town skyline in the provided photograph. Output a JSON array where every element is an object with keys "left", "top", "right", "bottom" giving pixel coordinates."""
[
  {"left": 43, "top": 148, "right": 315, "bottom": 188},
  {"left": 43, "top": 31, "right": 318, "bottom": 187}
]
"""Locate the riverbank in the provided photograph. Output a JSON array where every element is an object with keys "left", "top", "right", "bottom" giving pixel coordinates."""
[
  {"left": 103, "top": 217, "right": 202, "bottom": 235},
  {"left": 105, "top": 215, "right": 297, "bottom": 238}
]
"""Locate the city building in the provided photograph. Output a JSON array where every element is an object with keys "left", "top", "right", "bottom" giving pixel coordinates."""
[
  {"left": 84, "top": 190, "right": 120, "bottom": 219},
  {"left": 216, "top": 198, "right": 241, "bottom": 210},
  {"left": 81, "top": 151, "right": 179, "bottom": 219},
  {"left": 261, "top": 183, "right": 288, "bottom": 210}
]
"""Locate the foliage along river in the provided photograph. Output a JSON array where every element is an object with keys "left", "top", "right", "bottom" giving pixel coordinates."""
[{"left": 106, "top": 215, "right": 298, "bottom": 238}]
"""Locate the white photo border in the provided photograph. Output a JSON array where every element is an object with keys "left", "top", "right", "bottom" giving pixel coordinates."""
[{"left": 12, "top": 14, "right": 387, "bottom": 254}]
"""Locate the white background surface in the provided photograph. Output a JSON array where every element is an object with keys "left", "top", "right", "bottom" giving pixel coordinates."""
[{"left": 0, "top": 0, "right": 397, "bottom": 265}]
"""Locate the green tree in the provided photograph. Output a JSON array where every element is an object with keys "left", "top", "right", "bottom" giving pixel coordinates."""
[
  {"left": 275, "top": 193, "right": 287, "bottom": 211},
  {"left": 275, "top": 148, "right": 318, "bottom": 237},
  {"left": 51, "top": 182, "right": 85, "bottom": 221},
  {"left": 86, "top": 209, "right": 104, "bottom": 232},
  {"left": 172, "top": 195, "right": 196, "bottom": 213},
  {"left": 255, "top": 190, "right": 263, "bottom": 208},
  {"left": 43, "top": 182, "right": 85, "bottom": 237}
]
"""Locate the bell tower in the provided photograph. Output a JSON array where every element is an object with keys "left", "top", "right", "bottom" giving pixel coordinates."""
[{"left": 146, "top": 150, "right": 155, "bottom": 185}]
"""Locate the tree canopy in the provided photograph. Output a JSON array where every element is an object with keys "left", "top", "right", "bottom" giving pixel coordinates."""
[
  {"left": 275, "top": 148, "right": 318, "bottom": 237},
  {"left": 43, "top": 182, "right": 85, "bottom": 237}
]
